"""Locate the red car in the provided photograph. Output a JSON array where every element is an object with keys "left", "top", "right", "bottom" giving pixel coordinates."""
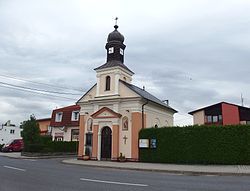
[{"left": 1, "top": 139, "right": 24, "bottom": 152}]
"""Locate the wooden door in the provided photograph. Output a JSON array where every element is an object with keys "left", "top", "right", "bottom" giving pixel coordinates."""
[{"left": 101, "top": 126, "right": 112, "bottom": 160}]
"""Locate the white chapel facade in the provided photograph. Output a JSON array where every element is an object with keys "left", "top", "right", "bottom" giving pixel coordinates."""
[{"left": 77, "top": 24, "right": 177, "bottom": 161}]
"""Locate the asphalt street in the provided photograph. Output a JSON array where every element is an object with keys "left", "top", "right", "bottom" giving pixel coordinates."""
[{"left": 0, "top": 156, "right": 249, "bottom": 191}]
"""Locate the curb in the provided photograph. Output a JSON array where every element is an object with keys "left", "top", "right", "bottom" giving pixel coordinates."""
[
  {"left": 61, "top": 160, "right": 250, "bottom": 176},
  {"left": 0, "top": 153, "right": 76, "bottom": 160}
]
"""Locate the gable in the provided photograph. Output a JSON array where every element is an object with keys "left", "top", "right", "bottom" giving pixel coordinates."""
[
  {"left": 77, "top": 84, "right": 97, "bottom": 103},
  {"left": 119, "top": 81, "right": 140, "bottom": 98},
  {"left": 91, "top": 107, "right": 122, "bottom": 119}
]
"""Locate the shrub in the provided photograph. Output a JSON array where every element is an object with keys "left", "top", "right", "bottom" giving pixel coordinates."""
[
  {"left": 46, "top": 141, "right": 78, "bottom": 153},
  {"left": 20, "top": 115, "right": 78, "bottom": 153},
  {"left": 139, "top": 125, "right": 250, "bottom": 165},
  {"left": 40, "top": 135, "right": 52, "bottom": 144},
  {"left": 25, "top": 144, "right": 45, "bottom": 152}
]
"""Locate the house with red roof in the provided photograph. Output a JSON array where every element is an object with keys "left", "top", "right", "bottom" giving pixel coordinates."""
[
  {"left": 36, "top": 118, "right": 51, "bottom": 135},
  {"left": 50, "top": 105, "right": 80, "bottom": 141},
  {"left": 189, "top": 102, "right": 250, "bottom": 125}
]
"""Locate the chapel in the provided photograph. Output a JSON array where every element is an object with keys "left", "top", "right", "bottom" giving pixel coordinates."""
[{"left": 77, "top": 23, "right": 177, "bottom": 161}]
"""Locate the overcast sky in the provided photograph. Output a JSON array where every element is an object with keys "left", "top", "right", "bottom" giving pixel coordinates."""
[{"left": 0, "top": 0, "right": 250, "bottom": 126}]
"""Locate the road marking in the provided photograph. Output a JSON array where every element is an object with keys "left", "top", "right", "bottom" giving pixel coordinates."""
[
  {"left": 80, "top": 178, "right": 148, "bottom": 187},
  {"left": 23, "top": 159, "right": 37, "bottom": 162},
  {"left": 3, "top": 165, "right": 26, "bottom": 172},
  {"left": 204, "top": 174, "right": 217, "bottom": 177}
]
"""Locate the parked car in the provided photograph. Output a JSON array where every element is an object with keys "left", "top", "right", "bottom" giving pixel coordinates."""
[{"left": 1, "top": 139, "right": 24, "bottom": 152}]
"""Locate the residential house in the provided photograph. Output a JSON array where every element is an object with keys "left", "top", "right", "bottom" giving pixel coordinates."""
[
  {"left": 36, "top": 118, "right": 51, "bottom": 135},
  {"left": 77, "top": 24, "right": 177, "bottom": 161},
  {"left": 189, "top": 102, "right": 250, "bottom": 125},
  {"left": 50, "top": 105, "right": 80, "bottom": 141},
  {"left": 0, "top": 120, "right": 22, "bottom": 145}
]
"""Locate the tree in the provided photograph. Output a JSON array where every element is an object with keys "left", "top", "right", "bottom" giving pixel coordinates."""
[{"left": 21, "top": 115, "right": 41, "bottom": 151}]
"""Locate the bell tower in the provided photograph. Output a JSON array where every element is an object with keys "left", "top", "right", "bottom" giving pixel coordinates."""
[
  {"left": 105, "top": 24, "right": 126, "bottom": 63},
  {"left": 94, "top": 19, "right": 134, "bottom": 97}
]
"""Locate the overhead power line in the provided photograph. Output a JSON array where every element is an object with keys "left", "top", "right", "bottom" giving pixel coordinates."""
[
  {"left": 0, "top": 84, "right": 77, "bottom": 101},
  {"left": 0, "top": 81, "right": 82, "bottom": 96},
  {"left": 0, "top": 74, "right": 84, "bottom": 92}
]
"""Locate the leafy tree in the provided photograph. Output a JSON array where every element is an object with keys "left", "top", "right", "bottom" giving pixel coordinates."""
[{"left": 21, "top": 115, "right": 41, "bottom": 149}]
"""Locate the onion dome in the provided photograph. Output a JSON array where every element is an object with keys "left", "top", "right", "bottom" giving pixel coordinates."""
[{"left": 107, "top": 25, "right": 124, "bottom": 43}]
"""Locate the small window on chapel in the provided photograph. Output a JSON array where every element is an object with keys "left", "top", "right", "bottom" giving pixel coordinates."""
[
  {"left": 105, "top": 76, "right": 111, "bottom": 91},
  {"left": 108, "top": 47, "right": 114, "bottom": 54},
  {"left": 120, "top": 48, "right": 124, "bottom": 55}
]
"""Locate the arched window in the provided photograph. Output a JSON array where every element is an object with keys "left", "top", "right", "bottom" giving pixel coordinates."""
[
  {"left": 154, "top": 118, "right": 160, "bottom": 128},
  {"left": 122, "top": 116, "right": 128, "bottom": 131},
  {"left": 105, "top": 76, "right": 111, "bottom": 91}
]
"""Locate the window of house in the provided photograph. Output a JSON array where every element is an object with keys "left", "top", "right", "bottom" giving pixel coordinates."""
[
  {"left": 122, "top": 116, "right": 128, "bottom": 131},
  {"left": 207, "top": 116, "right": 212, "bottom": 123},
  {"left": 105, "top": 76, "right": 111, "bottom": 91},
  {"left": 212, "top": 116, "right": 218, "bottom": 122},
  {"left": 219, "top": 115, "right": 222, "bottom": 122},
  {"left": 71, "top": 111, "right": 79, "bottom": 121},
  {"left": 10, "top": 129, "right": 15, "bottom": 134},
  {"left": 55, "top": 137, "right": 63, "bottom": 141},
  {"left": 71, "top": 129, "right": 79, "bottom": 141},
  {"left": 55, "top": 112, "right": 63, "bottom": 122}
]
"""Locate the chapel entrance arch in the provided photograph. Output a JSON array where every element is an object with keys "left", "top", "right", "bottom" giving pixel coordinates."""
[{"left": 101, "top": 126, "right": 112, "bottom": 160}]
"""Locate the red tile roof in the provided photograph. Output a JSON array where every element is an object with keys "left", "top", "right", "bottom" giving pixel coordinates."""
[
  {"left": 50, "top": 105, "right": 80, "bottom": 127},
  {"left": 36, "top": 118, "right": 51, "bottom": 122},
  {"left": 188, "top": 101, "right": 250, "bottom": 115}
]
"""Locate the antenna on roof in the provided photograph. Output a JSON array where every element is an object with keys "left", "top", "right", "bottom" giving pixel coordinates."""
[
  {"left": 162, "top": 100, "right": 169, "bottom": 106},
  {"left": 143, "top": 86, "right": 145, "bottom": 91},
  {"left": 241, "top": 93, "right": 244, "bottom": 106}
]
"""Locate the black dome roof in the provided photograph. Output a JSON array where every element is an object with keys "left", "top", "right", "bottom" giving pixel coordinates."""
[{"left": 107, "top": 25, "right": 124, "bottom": 43}]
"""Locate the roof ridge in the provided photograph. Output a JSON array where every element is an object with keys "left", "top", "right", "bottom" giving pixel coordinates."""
[
  {"left": 94, "top": 60, "right": 134, "bottom": 74},
  {"left": 120, "top": 80, "right": 177, "bottom": 113}
]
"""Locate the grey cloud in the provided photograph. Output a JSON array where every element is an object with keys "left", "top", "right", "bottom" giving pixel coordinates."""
[{"left": 1, "top": 0, "right": 250, "bottom": 125}]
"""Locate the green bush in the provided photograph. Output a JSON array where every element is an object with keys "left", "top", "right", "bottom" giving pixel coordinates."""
[
  {"left": 40, "top": 135, "right": 52, "bottom": 144},
  {"left": 46, "top": 141, "right": 78, "bottom": 153},
  {"left": 21, "top": 115, "right": 78, "bottom": 154},
  {"left": 25, "top": 144, "right": 45, "bottom": 152},
  {"left": 24, "top": 141, "right": 78, "bottom": 153},
  {"left": 0, "top": 144, "right": 4, "bottom": 150},
  {"left": 139, "top": 125, "right": 250, "bottom": 165}
]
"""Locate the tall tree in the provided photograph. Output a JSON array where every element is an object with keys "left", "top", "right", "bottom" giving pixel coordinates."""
[{"left": 21, "top": 115, "right": 41, "bottom": 147}]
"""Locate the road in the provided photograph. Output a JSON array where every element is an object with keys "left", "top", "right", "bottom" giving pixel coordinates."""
[{"left": 0, "top": 156, "right": 249, "bottom": 191}]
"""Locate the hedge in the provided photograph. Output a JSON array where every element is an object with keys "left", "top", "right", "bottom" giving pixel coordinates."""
[
  {"left": 139, "top": 125, "right": 250, "bottom": 165},
  {"left": 24, "top": 135, "right": 78, "bottom": 153},
  {"left": 23, "top": 134, "right": 78, "bottom": 153}
]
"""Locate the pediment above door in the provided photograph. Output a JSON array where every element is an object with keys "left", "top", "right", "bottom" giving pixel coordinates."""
[{"left": 91, "top": 107, "right": 122, "bottom": 119}]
